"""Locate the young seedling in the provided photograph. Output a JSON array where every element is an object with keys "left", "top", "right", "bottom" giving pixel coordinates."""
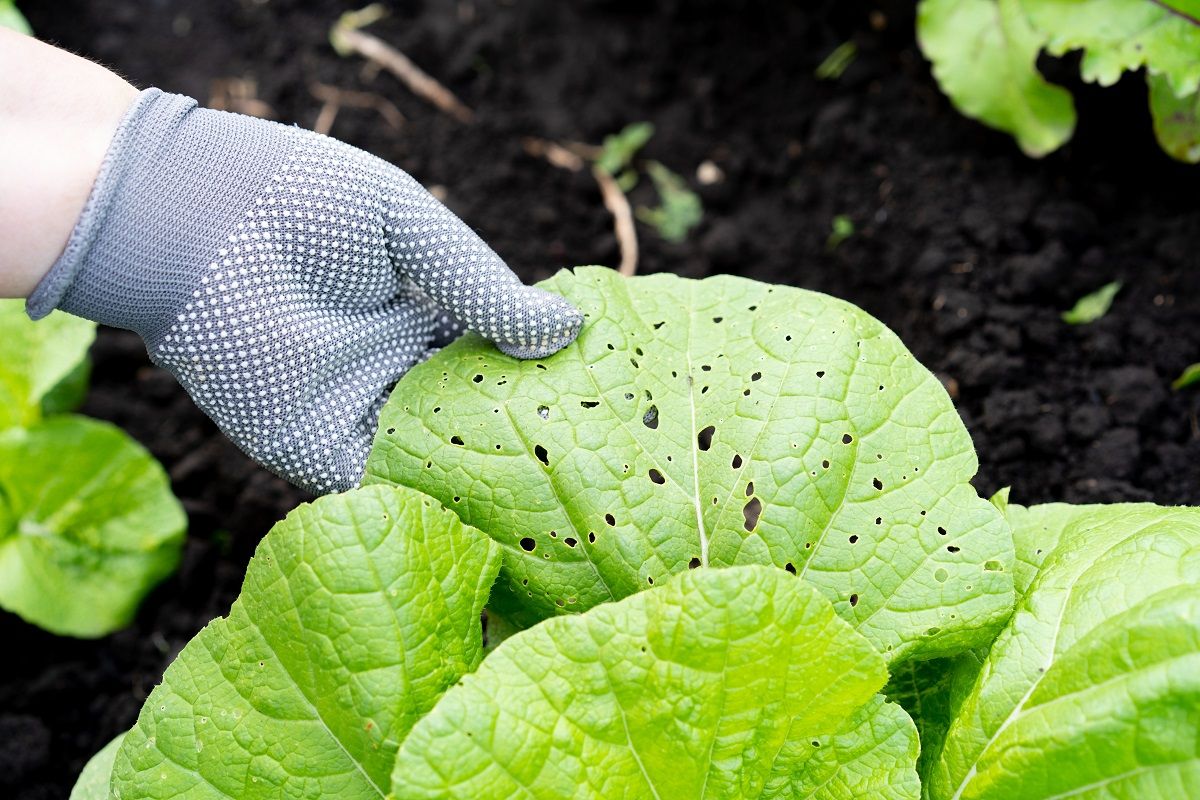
[{"left": 1061, "top": 280, "right": 1120, "bottom": 325}]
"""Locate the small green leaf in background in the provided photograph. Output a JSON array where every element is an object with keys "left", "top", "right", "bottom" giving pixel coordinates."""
[
  {"left": 922, "top": 502, "right": 1200, "bottom": 799},
  {"left": 1172, "top": 362, "right": 1200, "bottom": 391},
  {"left": 636, "top": 160, "right": 703, "bottom": 242},
  {"left": 392, "top": 565, "right": 918, "bottom": 799},
  {"left": 0, "top": 0, "right": 31, "bottom": 34},
  {"left": 1061, "top": 280, "right": 1120, "bottom": 324},
  {"left": 368, "top": 268, "right": 1014, "bottom": 666},
  {"left": 69, "top": 733, "right": 125, "bottom": 800},
  {"left": 816, "top": 41, "right": 858, "bottom": 80},
  {"left": 827, "top": 213, "right": 855, "bottom": 251},
  {"left": 112, "top": 485, "right": 502, "bottom": 800},
  {"left": 596, "top": 121, "right": 655, "bottom": 176},
  {"left": 0, "top": 417, "right": 185, "bottom": 637},
  {"left": 1149, "top": 73, "right": 1200, "bottom": 163},
  {"left": 0, "top": 300, "right": 95, "bottom": 429},
  {"left": 917, "top": 0, "right": 1076, "bottom": 157}
]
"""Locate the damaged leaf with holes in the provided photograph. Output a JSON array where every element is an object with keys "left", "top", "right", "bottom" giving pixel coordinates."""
[
  {"left": 367, "top": 267, "right": 1014, "bottom": 665},
  {"left": 920, "top": 501, "right": 1200, "bottom": 799}
]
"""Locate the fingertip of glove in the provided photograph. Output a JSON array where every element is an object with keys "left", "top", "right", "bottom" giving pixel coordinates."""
[{"left": 495, "top": 290, "right": 583, "bottom": 360}]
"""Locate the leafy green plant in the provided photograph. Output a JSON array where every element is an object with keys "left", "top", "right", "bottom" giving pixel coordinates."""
[
  {"left": 918, "top": 0, "right": 1200, "bottom": 162},
  {"left": 1060, "top": 280, "right": 1120, "bottom": 324},
  {"left": 596, "top": 121, "right": 655, "bottom": 190},
  {"left": 1173, "top": 361, "right": 1200, "bottom": 390},
  {"left": 636, "top": 160, "right": 703, "bottom": 242},
  {"left": 0, "top": 301, "right": 184, "bottom": 637},
  {"left": 367, "top": 268, "right": 1015, "bottom": 664},
  {"left": 826, "top": 214, "right": 855, "bottom": 251}
]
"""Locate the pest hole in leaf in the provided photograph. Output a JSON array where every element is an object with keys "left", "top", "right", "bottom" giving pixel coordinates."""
[
  {"left": 822, "top": 459, "right": 830, "bottom": 469},
  {"left": 875, "top": 517, "right": 882, "bottom": 525},
  {"left": 842, "top": 433, "right": 854, "bottom": 444},
  {"left": 688, "top": 557, "right": 702, "bottom": 569},
  {"left": 537, "top": 405, "right": 549, "bottom": 419},
  {"left": 732, "top": 454, "right": 743, "bottom": 468},
  {"left": 743, "top": 388, "right": 751, "bottom": 396},
  {"left": 849, "top": 535, "right": 860, "bottom": 544},
  {"left": 751, "top": 371, "right": 762, "bottom": 381},
  {"left": 588, "top": 532, "right": 596, "bottom": 543},
  {"left": 698, "top": 425, "right": 716, "bottom": 450},
  {"left": 549, "top": 531, "right": 557, "bottom": 538},
  {"left": 519, "top": 537, "right": 536, "bottom": 552},
  {"left": 624, "top": 392, "right": 634, "bottom": 400},
  {"left": 649, "top": 468, "right": 666, "bottom": 484},
  {"left": 947, "top": 545, "right": 961, "bottom": 553},
  {"left": 644, "top": 389, "right": 653, "bottom": 400},
  {"left": 473, "top": 374, "right": 484, "bottom": 383},
  {"left": 495, "top": 444, "right": 501, "bottom": 450},
  {"left": 635, "top": 347, "right": 644, "bottom": 356},
  {"left": 647, "top": 576, "right": 654, "bottom": 584},
  {"left": 543, "top": 553, "right": 550, "bottom": 559},
  {"left": 385, "top": 427, "right": 395, "bottom": 435},
  {"left": 712, "top": 496, "right": 718, "bottom": 504},
  {"left": 805, "top": 542, "right": 812, "bottom": 549},
  {"left": 934, "top": 568, "right": 948, "bottom": 583},
  {"left": 920, "top": 510, "right": 927, "bottom": 516},
  {"left": 453, "top": 496, "right": 461, "bottom": 503},
  {"left": 785, "top": 335, "right": 792, "bottom": 341},
  {"left": 581, "top": 400, "right": 600, "bottom": 409},
  {"left": 607, "top": 343, "right": 614, "bottom": 350},
  {"left": 450, "top": 435, "right": 464, "bottom": 446},
  {"left": 984, "top": 560, "right": 1003, "bottom": 571},
  {"left": 425, "top": 461, "right": 432, "bottom": 468},
  {"left": 643, "top": 405, "right": 660, "bottom": 429},
  {"left": 433, "top": 406, "right": 441, "bottom": 413},
  {"left": 630, "top": 358, "right": 640, "bottom": 369},
  {"left": 564, "top": 537, "right": 577, "bottom": 547},
  {"left": 653, "top": 321, "right": 665, "bottom": 329},
  {"left": 937, "top": 526, "right": 947, "bottom": 535},
  {"left": 605, "top": 513, "right": 616, "bottom": 526},
  {"left": 848, "top": 593, "right": 860, "bottom": 608},
  {"left": 816, "top": 370, "right": 825, "bottom": 378},
  {"left": 743, "top": 497, "right": 762, "bottom": 531},
  {"left": 873, "top": 477, "right": 884, "bottom": 490},
  {"left": 713, "top": 316, "right": 723, "bottom": 323},
  {"left": 536, "top": 364, "right": 547, "bottom": 370},
  {"left": 811, "top": 740, "right": 820, "bottom": 748},
  {"left": 784, "top": 562, "right": 796, "bottom": 575},
  {"left": 534, "top": 445, "right": 549, "bottom": 466},
  {"left": 667, "top": 455, "right": 673, "bottom": 462},
  {"left": 879, "top": 385, "right": 884, "bottom": 391}
]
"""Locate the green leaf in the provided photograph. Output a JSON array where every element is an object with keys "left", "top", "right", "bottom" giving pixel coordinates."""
[
  {"left": 368, "top": 268, "right": 1015, "bottom": 666},
  {"left": 0, "top": 0, "right": 31, "bottom": 34},
  {"left": 826, "top": 214, "right": 855, "bottom": 251},
  {"left": 111, "top": 485, "right": 502, "bottom": 800},
  {"left": 924, "top": 502, "right": 1200, "bottom": 799},
  {"left": 70, "top": 733, "right": 125, "bottom": 800},
  {"left": 0, "top": 300, "right": 95, "bottom": 429},
  {"left": 1172, "top": 361, "right": 1200, "bottom": 390},
  {"left": 917, "top": 0, "right": 1076, "bottom": 157},
  {"left": 596, "top": 122, "right": 655, "bottom": 176},
  {"left": 636, "top": 161, "right": 703, "bottom": 242},
  {"left": 816, "top": 41, "right": 859, "bottom": 80},
  {"left": 392, "top": 565, "right": 912, "bottom": 799},
  {"left": 0, "top": 417, "right": 185, "bottom": 637},
  {"left": 1149, "top": 73, "right": 1200, "bottom": 163},
  {"left": 1061, "top": 280, "right": 1120, "bottom": 325},
  {"left": 1022, "top": 0, "right": 1200, "bottom": 95}
]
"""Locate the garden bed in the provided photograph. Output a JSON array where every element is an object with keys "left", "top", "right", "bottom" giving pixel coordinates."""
[{"left": 3, "top": 0, "right": 1198, "bottom": 795}]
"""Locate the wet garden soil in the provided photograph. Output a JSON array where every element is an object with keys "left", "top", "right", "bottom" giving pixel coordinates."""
[{"left": 4, "top": 0, "right": 1199, "bottom": 794}]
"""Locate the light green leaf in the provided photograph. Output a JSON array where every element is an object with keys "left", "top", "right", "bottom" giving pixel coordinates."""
[
  {"left": 0, "top": 300, "right": 95, "bottom": 429},
  {"left": 368, "top": 268, "right": 1014, "bottom": 665},
  {"left": 827, "top": 214, "right": 855, "bottom": 251},
  {"left": 111, "top": 485, "right": 502, "bottom": 800},
  {"left": 1149, "top": 73, "right": 1200, "bottom": 163},
  {"left": 1022, "top": 0, "right": 1200, "bottom": 95},
  {"left": 636, "top": 161, "right": 703, "bottom": 242},
  {"left": 0, "top": 416, "right": 185, "bottom": 637},
  {"left": 1172, "top": 361, "right": 1200, "bottom": 390},
  {"left": 816, "top": 41, "right": 858, "bottom": 80},
  {"left": 917, "top": 0, "right": 1076, "bottom": 157},
  {"left": 925, "top": 502, "right": 1200, "bottom": 800},
  {"left": 70, "top": 733, "right": 126, "bottom": 800},
  {"left": 392, "top": 565, "right": 909, "bottom": 799},
  {"left": 1061, "top": 280, "right": 1120, "bottom": 325},
  {"left": 597, "top": 122, "right": 655, "bottom": 176},
  {"left": 0, "top": 0, "right": 31, "bottom": 34}
]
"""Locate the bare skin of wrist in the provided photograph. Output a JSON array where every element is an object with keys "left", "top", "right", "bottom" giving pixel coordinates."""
[{"left": 0, "top": 29, "right": 138, "bottom": 298}]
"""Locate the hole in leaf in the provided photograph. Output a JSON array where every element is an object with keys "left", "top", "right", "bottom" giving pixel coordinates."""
[
  {"left": 605, "top": 513, "right": 616, "bottom": 526},
  {"left": 873, "top": 477, "right": 884, "bottom": 490},
  {"left": 564, "top": 537, "right": 578, "bottom": 547},
  {"left": 849, "top": 535, "right": 859, "bottom": 544},
  {"left": 822, "top": 459, "right": 830, "bottom": 469},
  {"left": 385, "top": 427, "right": 395, "bottom": 435},
  {"left": 816, "top": 370, "right": 825, "bottom": 378},
  {"left": 842, "top": 433, "right": 854, "bottom": 444},
  {"left": 537, "top": 405, "right": 549, "bottom": 419},
  {"left": 534, "top": 445, "right": 549, "bottom": 466},
  {"left": 698, "top": 425, "right": 716, "bottom": 451},
  {"left": 947, "top": 545, "right": 961, "bottom": 553},
  {"left": 631, "top": 358, "right": 640, "bottom": 369},
  {"left": 643, "top": 406, "right": 659, "bottom": 429},
  {"left": 743, "top": 497, "right": 762, "bottom": 531},
  {"left": 649, "top": 469, "right": 666, "bottom": 484},
  {"left": 647, "top": 575, "right": 654, "bottom": 584},
  {"left": 588, "top": 532, "right": 596, "bottom": 543},
  {"left": 519, "top": 537, "right": 536, "bottom": 552},
  {"left": 549, "top": 531, "right": 557, "bottom": 538},
  {"left": 712, "top": 316, "right": 723, "bottom": 323},
  {"left": 653, "top": 321, "right": 665, "bottom": 329},
  {"left": 784, "top": 562, "right": 796, "bottom": 575},
  {"left": 746, "top": 481, "right": 755, "bottom": 496},
  {"left": 688, "top": 557, "right": 702, "bottom": 569},
  {"left": 433, "top": 407, "right": 441, "bottom": 413},
  {"left": 875, "top": 517, "right": 882, "bottom": 525},
  {"left": 751, "top": 371, "right": 762, "bottom": 381},
  {"left": 743, "top": 389, "right": 751, "bottom": 397},
  {"left": 473, "top": 374, "right": 484, "bottom": 383},
  {"left": 732, "top": 454, "right": 743, "bottom": 469},
  {"left": 450, "top": 435, "right": 464, "bottom": 446},
  {"left": 581, "top": 400, "right": 600, "bottom": 409},
  {"left": 849, "top": 593, "right": 859, "bottom": 607},
  {"left": 937, "top": 526, "right": 947, "bottom": 535},
  {"left": 624, "top": 392, "right": 634, "bottom": 400}
]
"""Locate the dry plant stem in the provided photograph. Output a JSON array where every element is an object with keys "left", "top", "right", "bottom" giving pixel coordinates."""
[
  {"left": 208, "top": 77, "right": 275, "bottom": 119},
  {"left": 591, "top": 165, "right": 639, "bottom": 277},
  {"left": 336, "top": 27, "right": 474, "bottom": 123},
  {"left": 309, "top": 82, "right": 405, "bottom": 136}
]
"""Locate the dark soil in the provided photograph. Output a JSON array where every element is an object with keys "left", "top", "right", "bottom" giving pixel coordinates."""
[{"left": 5, "top": 1, "right": 1198, "bottom": 795}]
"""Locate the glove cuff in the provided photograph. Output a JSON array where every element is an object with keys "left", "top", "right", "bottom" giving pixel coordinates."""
[{"left": 26, "top": 88, "right": 294, "bottom": 344}]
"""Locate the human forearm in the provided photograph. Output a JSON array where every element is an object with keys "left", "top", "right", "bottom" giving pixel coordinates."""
[{"left": 0, "top": 28, "right": 137, "bottom": 297}]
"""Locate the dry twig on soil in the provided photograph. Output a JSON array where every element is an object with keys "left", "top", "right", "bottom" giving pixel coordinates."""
[{"left": 309, "top": 82, "right": 405, "bottom": 136}]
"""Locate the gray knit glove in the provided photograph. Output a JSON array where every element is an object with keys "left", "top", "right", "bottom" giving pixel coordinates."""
[{"left": 27, "top": 89, "right": 582, "bottom": 494}]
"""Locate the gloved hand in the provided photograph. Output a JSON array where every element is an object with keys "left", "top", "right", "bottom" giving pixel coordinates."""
[{"left": 27, "top": 89, "right": 582, "bottom": 494}]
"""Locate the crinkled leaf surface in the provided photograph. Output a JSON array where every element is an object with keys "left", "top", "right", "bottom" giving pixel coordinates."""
[
  {"left": 917, "top": 0, "right": 1075, "bottom": 157},
  {"left": 1022, "top": 0, "right": 1200, "bottom": 94},
  {"left": 925, "top": 502, "right": 1200, "bottom": 799},
  {"left": 0, "top": 417, "right": 185, "bottom": 637},
  {"left": 70, "top": 733, "right": 125, "bottom": 800},
  {"left": 0, "top": 300, "right": 95, "bottom": 429},
  {"left": 1149, "top": 72, "right": 1200, "bottom": 162},
  {"left": 368, "top": 268, "right": 1013, "bottom": 665},
  {"left": 392, "top": 565, "right": 913, "bottom": 799},
  {"left": 112, "top": 485, "right": 502, "bottom": 800}
]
